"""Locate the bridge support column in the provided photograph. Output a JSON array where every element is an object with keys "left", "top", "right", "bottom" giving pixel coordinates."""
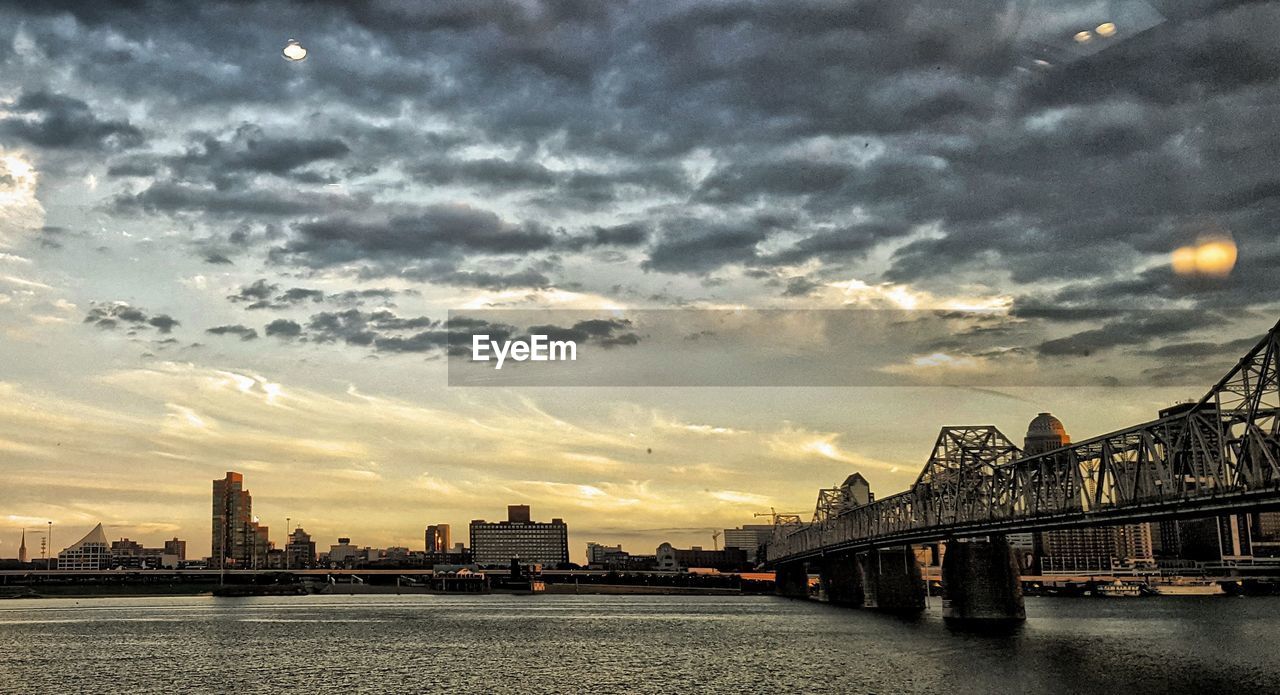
[
  {"left": 859, "top": 547, "right": 925, "bottom": 612},
  {"left": 941, "top": 536, "right": 1025, "bottom": 623},
  {"left": 775, "top": 561, "right": 809, "bottom": 599},
  {"left": 818, "top": 553, "right": 863, "bottom": 606}
]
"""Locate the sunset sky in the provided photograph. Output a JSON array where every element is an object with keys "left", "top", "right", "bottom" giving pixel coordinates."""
[{"left": 1, "top": 0, "right": 1277, "bottom": 561}]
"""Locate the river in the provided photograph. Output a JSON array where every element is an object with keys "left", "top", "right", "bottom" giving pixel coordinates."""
[{"left": 1, "top": 594, "right": 1276, "bottom": 693}]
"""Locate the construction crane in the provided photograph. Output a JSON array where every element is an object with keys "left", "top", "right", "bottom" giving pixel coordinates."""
[
  {"left": 711, "top": 530, "right": 722, "bottom": 550},
  {"left": 754, "top": 507, "right": 806, "bottom": 526}
]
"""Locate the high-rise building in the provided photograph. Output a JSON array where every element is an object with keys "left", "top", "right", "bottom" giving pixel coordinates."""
[
  {"left": 722, "top": 524, "right": 775, "bottom": 563},
  {"left": 470, "top": 506, "right": 569, "bottom": 566},
  {"left": 1025, "top": 413, "right": 1154, "bottom": 574},
  {"left": 285, "top": 528, "right": 316, "bottom": 568},
  {"left": 426, "top": 524, "right": 452, "bottom": 553},
  {"left": 211, "top": 471, "right": 270, "bottom": 569},
  {"left": 18, "top": 529, "right": 28, "bottom": 564},
  {"left": 58, "top": 524, "right": 111, "bottom": 570}
]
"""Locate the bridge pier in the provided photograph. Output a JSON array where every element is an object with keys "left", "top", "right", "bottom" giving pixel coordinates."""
[
  {"left": 941, "top": 536, "right": 1025, "bottom": 623},
  {"left": 818, "top": 553, "right": 864, "bottom": 606},
  {"left": 859, "top": 547, "right": 925, "bottom": 612},
  {"left": 775, "top": 561, "right": 809, "bottom": 599}
]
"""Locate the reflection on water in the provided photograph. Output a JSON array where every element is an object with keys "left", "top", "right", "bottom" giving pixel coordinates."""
[{"left": 0, "top": 595, "right": 1277, "bottom": 694}]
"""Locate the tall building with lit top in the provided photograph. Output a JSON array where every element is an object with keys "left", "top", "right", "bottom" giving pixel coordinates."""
[
  {"left": 211, "top": 471, "right": 270, "bottom": 569},
  {"left": 1026, "top": 413, "right": 1154, "bottom": 574}
]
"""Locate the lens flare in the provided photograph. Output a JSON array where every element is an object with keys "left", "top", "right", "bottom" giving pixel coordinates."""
[
  {"left": 282, "top": 39, "right": 307, "bottom": 62},
  {"left": 1172, "top": 233, "right": 1237, "bottom": 278},
  {"left": 1073, "top": 30, "right": 1093, "bottom": 43},
  {"left": 1096, "top": 22, "right": 1117, "bottom": 37}
]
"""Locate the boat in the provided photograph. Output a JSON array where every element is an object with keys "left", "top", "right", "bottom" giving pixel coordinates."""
[
  {"left": 1151, "top": 580, "right": 1225, "bottom": 596},
  {"left": 1094, "top": 580, "right": 1144, "bottom": 597}
]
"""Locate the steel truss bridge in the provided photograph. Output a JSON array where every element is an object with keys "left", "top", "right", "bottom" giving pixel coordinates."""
[{"left": 765, "top": 319, "right": 1280, "bottom": 566}]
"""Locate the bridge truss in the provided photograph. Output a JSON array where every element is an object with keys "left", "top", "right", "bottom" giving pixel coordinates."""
[{"left": 766, "top": 319, "right": 1280, "bottom": 565}]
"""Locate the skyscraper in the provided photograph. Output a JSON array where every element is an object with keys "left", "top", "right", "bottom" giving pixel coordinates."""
[
  {"left": 211, "top": 471, "right": 270, "bottom": 569},
  {"left": 1026, "top": 413, "right": 1154, "bottom": 574},
  {"left": 426, "top": 524, "right": 452, "bottom": 554}
]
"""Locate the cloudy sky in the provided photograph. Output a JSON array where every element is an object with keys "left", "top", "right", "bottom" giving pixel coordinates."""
[{"left": 1, "top": 0, "right": 1277, "bottom": 561}]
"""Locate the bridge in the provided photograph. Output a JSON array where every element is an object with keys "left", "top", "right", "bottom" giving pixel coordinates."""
[{"left": 765, "top": 318, "right": 1280, "bottom": 621}]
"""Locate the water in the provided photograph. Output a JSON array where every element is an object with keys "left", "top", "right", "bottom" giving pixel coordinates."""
[{"left": 1, "top": 594, "right": 1277, "bottom": 694}]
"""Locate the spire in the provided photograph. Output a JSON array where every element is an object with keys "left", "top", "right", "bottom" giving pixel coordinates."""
[{"left": 18, "top": 529, "right": 28, "bottom": 564}]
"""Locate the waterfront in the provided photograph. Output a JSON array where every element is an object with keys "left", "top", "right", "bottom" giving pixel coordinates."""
[{"left": 1, "top": 595, "right": 1278, "bottom": 694}]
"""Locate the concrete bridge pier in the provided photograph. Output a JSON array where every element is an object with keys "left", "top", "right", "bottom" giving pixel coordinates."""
[
  {"left": 859, "top": 547, "right": 925, "bottom": 612},
  {"left": 775, "top": 561, "right": 810, "bottom": 599},
  {"left": 941, "top": 536, "right": 1025, "bottom": 623},
  {"left": 817, "top": 553, "right": 864, "bottom": 606}
]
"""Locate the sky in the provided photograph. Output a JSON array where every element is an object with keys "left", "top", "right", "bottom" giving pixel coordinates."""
[{"left": 0, "top": 0, "right": 1278, "bottom": 562}]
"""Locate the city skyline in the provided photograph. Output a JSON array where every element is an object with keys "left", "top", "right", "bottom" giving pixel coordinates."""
[{"left": 3, "top": 1, "right": 1279, "bottom": 561}]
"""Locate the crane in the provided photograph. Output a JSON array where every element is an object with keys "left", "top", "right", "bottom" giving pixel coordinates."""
[{"left": 754, "top": 507, "right": 806, "bottom": 526}]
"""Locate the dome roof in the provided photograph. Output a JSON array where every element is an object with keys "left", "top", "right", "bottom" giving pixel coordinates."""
[{"left": 1026, "top": 412, "right": 1067, "bottom": 438}]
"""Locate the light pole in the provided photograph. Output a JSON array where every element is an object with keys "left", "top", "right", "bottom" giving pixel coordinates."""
[
  {"left": 47, "top": 521, "right": 52, "bottom": 570},
  {"left": 285, "top": 517, "right": 291, "bottom": 570}
]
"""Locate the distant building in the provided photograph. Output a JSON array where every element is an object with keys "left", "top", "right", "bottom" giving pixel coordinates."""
[
  {"left": 326, "top": 537, "right": 367, "bottom": 567},
  {"left": 584, "top": 543, "right": 655, "bottom": 570},
  {"left": 470, "top": 506, "right": 569, "bottom": 566},
  {"left": 18, "top": 529, "right": 28, "bottom": 564},
  {"left": 722, "top": 524, "right": 775, "bottom": 563},
  {"left": 586, "top": 543, "right": 623, "bottom": 566},
  {"left": 211, "top": 472, "right": 270, "bottom": 569},
  {"left": 163, "top": 538, "right": 187, "bottom": 563},
  {"left": 1024, "top": 413, "right": 1154, "bottom": 574},
  {"left": 655, "top": 542, "right": 749, "bottom": 572},
  {"left": 285, "top": 528, "right": 316, "bottom": 568},
  {"left": 58, "top": 524, "right": 111, "bottom": 570},
  {"left": 1155, "top": 514, "right": 1255, "bottom": 567},
  {"left": 426, "top": 524, "right": 451, "bottom": 554}
]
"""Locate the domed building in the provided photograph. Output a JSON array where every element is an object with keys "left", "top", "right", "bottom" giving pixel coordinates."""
[
  {"left": 1024, "top": 413, "right": 1155, "bottom": 575},
  {"left": 1023, "top": 412, "right": 1070, "bottom": 456}
]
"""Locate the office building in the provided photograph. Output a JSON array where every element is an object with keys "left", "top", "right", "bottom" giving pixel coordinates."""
[
  {"left": 163, "top": 538, "right": 187, "bottom": 563},
  {"left": 655, "top": 543, "right": 749, "bottom": 572},
  {"left": 426, "top": 524, "right": 452, "bottom": 553},
  {"left": 285, "top": 527, "right": 316, "bottom": 568},
  {"left": 722, "top": 524, "right": 775, "bottom": 563},
  {"left": 58, "top": 524, "right": 111, "bottom": 570},
  {"left": 1024, "top": 413, "right": 1154, "bottom": 574},
  {"left": 211, "top": 471, "right": 270, "bottom": 569},
  {"left": 585, "top": 543, "right": 656, "bottom": 570},
  {"left": 469, "top": 506, "right": 569, "bottom": 566}
]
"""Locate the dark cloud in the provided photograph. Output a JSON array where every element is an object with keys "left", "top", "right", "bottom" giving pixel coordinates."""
[
  {"left": 274, "top": 205, "right": 557, "bottom": 270},
  {"left": 643, "top": 216, "right": 788, "bottom": 275},
  {"left": 264, "top": 318, "right": 303, "bottom": 339},
  {"left": 6, "top": 0, "right": 1280, "bottom": 324},
  {"left": 203, "top": 252, "right": 234, "bottom": 265},
  {"left": 83, "top": 302, "right": 179, "bottom": 335},
  {"left": 147, "top": 314, "right": 180, "bottom": 333},
  {"left": 526, "top": 318, "right": 640, "bottom": 348},
  {"left": 205, "top": 324, "right": 259, "bottom": 341},
  {"left": 782, "top": 276, "right": 822, "bottom": 297},
  {"left": 1035, "top": 311, "right": 1228, "bottom": 357},
  {"left": 0, "top": 91, "right": 144, "bottom": 150}
]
